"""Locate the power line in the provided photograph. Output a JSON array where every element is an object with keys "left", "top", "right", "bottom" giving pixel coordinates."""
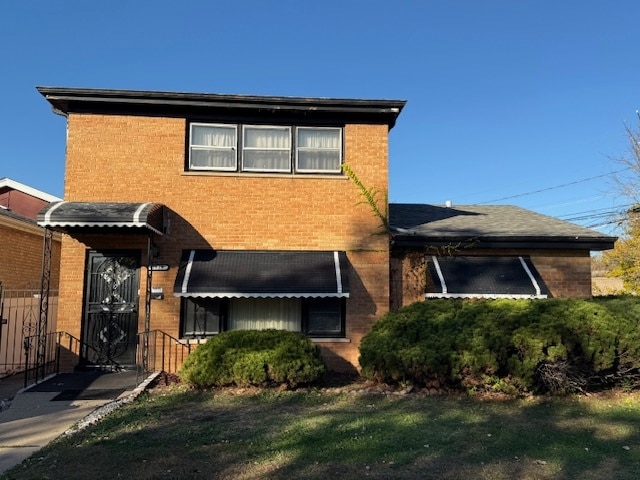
[
  {"left": 477, "top": 169, "right": 629, "bottom": 204},
  {"left": 558, "top": 204, "right": 634, "bottom": 221}
]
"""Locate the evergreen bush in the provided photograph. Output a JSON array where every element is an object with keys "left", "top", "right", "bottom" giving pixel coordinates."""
[
  {"left": 359, "top": 297, "right": 640, "bottom": 394},
  {"left": 179, "top": 329, "right": 326, "bottom": 388}
]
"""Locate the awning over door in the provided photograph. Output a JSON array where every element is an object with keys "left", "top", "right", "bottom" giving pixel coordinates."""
[
  {"left": 426, "top": 256, "right": 548, "bottom": 299},
  {"left": 37, "top": 202, "right": 165, "bottom": 235},
  {"left": 174, "top": 250, "right": 350, "bottom": 298}
]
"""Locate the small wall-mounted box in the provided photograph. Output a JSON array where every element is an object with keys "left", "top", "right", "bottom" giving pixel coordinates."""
[{"left": 151, "top": 287, "right": 164, "bottom": 300}]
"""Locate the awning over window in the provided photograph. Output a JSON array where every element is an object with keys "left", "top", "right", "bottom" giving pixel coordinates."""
[
  {"left": 426, "top": 256, "right": 548, "bottom": 299},
  {"left": 174, "top": 250, "right": 350, "bottom": 298},
  {"left": 37, "top": 202, "right": 165, "bottom": 235}
]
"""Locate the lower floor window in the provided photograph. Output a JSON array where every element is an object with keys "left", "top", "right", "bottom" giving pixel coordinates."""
[
  {"left": 182, "top": 298, "right": 223, "bottom": 336},
  {"left": 180, "top": 297, "right": 345, "bottom": 338}
]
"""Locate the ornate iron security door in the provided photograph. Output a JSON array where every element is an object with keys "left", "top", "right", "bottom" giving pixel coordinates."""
[{"left": 83, "top": 252, "right": 140, "bottom": 367}]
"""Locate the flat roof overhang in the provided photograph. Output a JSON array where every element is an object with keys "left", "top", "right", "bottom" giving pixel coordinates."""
[{"left": 36, "top": 86, "right": 406, "bottom": 128}]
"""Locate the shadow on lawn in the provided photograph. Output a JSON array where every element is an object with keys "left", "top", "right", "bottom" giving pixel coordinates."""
[{"left": 5, "top": 389, "right": 640, "bottom": 480}]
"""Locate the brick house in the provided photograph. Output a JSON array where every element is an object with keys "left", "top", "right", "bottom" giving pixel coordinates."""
[
  {"left": 35, "top": 86, "right": 616, "bottom": 374},
  {"left": 0, "top": 178, "right": 61, "bottom": 290},
  {"left": 35, "top": 86, "right": 404, "bottom": 373}
]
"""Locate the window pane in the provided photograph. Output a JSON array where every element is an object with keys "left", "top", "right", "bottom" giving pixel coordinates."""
[
  {"left": 191, "top": 149, "right": 236, "bottom": 169},
  {"left": 296, "top": 128, "right": 342, "bottom": 172},
  {"left": 298, "top": 128, "right": 340, "bottom": 148},
  {"left": 243, "top": 150, "right": 291, "bottom": 171},
  {"left": 192, "top": 125, "right": 236, "bottom": 147},
  {"left": 244, "top": 127, "right": 290, "bottom": 148},
  {"left": 182, "top": 298, "right": 222, "bottom": 337},
  {"left": 306, "top": 299, "right": 342, "bottom": 335},
  {"left": 297, "top": 151, "right": 341, "bottom": 172},
  {"left": 228, "top": 298, "right": 301, "bottom": 331}
]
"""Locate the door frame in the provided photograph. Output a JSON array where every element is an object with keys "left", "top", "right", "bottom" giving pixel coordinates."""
[{"left": 81, "top": 249, "right": 141, "bottom": 368}]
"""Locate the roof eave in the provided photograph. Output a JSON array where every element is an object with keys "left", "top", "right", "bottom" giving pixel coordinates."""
[
  {"left": 36, "top": 86, "right": 406, "bottom": 127},
  {"left": 391, "top": 234, "right": 617, "bottom": 251}
]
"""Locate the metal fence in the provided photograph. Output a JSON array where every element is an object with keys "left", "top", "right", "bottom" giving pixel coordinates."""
[
  {"left": 1, "top": 288, "right": 196, "bottom": 387},
  {"left": 136, "top": 329, "right": 193, "bottom": 380},
  {"left": 0, "top": 289, "right": 59, "bottom": 377}
]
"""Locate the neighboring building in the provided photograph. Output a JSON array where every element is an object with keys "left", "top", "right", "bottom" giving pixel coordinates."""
[
  {"left": 34, "top": 86, "right": 617, "bottom": 374},
  {"left": 0, "top": 178, "right": 62, "bottom": 290},
  {"left": 0, "top": 179, "right": 62, "bottom": 375},
  {"left": 389, "top": 203, "right": 616, "bottom": 308},
  {"left": 36, "top": 86, "right": 405, "bottom": 373},
  {"left": 0, "top": 178, "right": 62, "bottom": 221}
]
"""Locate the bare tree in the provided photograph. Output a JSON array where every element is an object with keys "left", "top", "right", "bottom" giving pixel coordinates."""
[{"left": 612, "top": 120, "right": 640, "bottom": 205}]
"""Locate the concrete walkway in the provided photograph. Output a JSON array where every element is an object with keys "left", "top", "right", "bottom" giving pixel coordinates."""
[{"left": 0, "top": 370, "right": 156, "bottom": 476}]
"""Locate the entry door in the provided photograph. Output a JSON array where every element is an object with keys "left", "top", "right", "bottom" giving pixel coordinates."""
[{"left": 83, "top": 252, "right": 140, "bottom": 367}]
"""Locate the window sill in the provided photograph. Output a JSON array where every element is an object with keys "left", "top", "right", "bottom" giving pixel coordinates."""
[
  {"left": 178, "top": 338, "right": 211, "bottom": 345},
  {"left": 182, "top": 171, "right": 347, "bottom": 180},
  {"left": 310, "top": 337, "right": 351, "bottom": 343},
  {"left": 178, "top": 336, "right": 350, "bottom": 345}
]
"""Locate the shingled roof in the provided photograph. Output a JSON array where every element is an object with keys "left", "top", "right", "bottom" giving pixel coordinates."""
[{"left": 389, "top": 204, "right": 617, "bottom": 250}]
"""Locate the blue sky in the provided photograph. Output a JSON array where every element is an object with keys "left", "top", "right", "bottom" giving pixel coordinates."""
[{"left": 2, "top": 1, "right": 639, "bottom": 235}]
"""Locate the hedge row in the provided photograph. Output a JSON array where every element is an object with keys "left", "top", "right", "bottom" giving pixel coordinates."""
[{"left": 359, "top": 297, "right": 640, "bottom": 393}]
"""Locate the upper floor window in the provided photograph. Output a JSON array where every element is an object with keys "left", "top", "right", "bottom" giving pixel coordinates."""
[
  {"left": 296, "top": 127, "right": 342, "bottom": 173},
  {"left": 189, "top": 124, "right": 237, "bottom": 171},
  {"left": 242, "top": 125, "right": 291, "bottom": 172},
  {"left": 188, "top": 123, "right": 342, "bottom": 174}
]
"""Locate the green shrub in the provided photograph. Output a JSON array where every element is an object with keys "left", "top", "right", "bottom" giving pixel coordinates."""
[
  {"left": 179, "top": 329, "right": 326, "bottom": 388},
  {"left": 359, "top": 297, "right": 640, "bottom": 394}
]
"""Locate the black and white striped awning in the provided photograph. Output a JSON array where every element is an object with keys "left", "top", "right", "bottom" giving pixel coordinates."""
[
  {"left": 174, "top": 250, "right": 350, "bottom": 298},
  {"left": 426, "top": 256, "right": 549, "bottom": 299},
  {"left": 37, "top": 202, "right": 165, "bottom": 235}
]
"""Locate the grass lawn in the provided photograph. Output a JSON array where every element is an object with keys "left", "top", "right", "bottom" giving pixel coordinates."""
[{"left": 2, "top": 382, "right": 639, "bottom": 480}]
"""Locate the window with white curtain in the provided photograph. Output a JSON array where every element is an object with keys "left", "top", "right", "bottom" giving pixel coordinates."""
[
  {"left": 187, "top": 122, "right": 343, "bottom": 174},
  {"left": 189, "top": 124, "right": 237, "bottom": 170},
  {"left": 296, "top": 127, "right": 342, "bottom": 173},
  {"left": 242, "top": 126, "right": 292, "bottom": 172},
  {"left": 228, "top": 298, "right": 301, "bottom": 331},
  {"left": 179, "top": 297, "right": 345, "bottom": 338}
]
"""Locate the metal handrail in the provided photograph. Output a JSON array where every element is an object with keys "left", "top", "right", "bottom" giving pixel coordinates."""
[
  {"left": 22, "top": 331, "right": 62, "bottom": 388},
  {"left": 136, "top": 330, "right": 193, "bottom": 380}
]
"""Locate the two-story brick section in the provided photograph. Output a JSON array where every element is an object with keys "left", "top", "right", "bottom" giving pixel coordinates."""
[{"left": 36, "top": 86, "right": 405, "bottom": 372}]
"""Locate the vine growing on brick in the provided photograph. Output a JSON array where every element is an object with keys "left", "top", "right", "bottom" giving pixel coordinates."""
[{"left": 342, "top": 163, "right": 389, "bottom": 233}]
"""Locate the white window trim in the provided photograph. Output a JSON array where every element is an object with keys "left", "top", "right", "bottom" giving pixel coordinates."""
[
  {"left": 242, "top": 125, "right": 292, "bottom": 173},
  {"left": 189, "top": 123, "right": 238, "bottom": 172},
  {"left": 295, "top": 127, "right": 343, "bottom": 174}
]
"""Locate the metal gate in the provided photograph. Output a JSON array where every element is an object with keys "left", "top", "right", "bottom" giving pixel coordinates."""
[
  {"left": 0, "top": 286, "right": 59, "bottom": 377},
  {"left": 82, "top": 252, "right": 140, "bottom": 368}
]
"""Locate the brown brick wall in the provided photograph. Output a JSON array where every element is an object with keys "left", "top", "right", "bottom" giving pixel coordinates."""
[
  {"left": 529, "top": 251, "right": 592, "bottom": 298},
  {"left": 0, "top": 217, "right": 61, "bottom": 291},
  {"left": 57, "top": 114, "right": 390, "bottom": 372},
  {"left": 391, "top": 248, "right": 593, "bottom": 308}
]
